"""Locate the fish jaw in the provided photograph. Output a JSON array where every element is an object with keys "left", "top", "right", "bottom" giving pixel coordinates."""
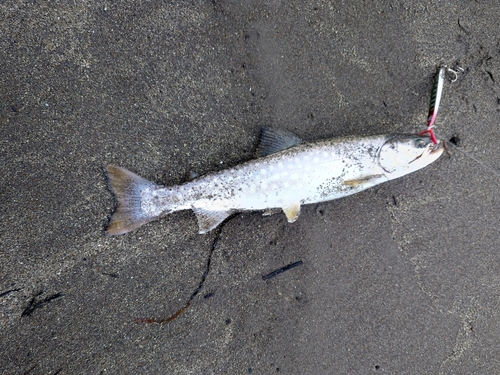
[
  {"left": 407, "top": 140, "right": 444, "bottom": 174},
  {"left": 379, "top": 135, "right": 444, "bottom": 181}
]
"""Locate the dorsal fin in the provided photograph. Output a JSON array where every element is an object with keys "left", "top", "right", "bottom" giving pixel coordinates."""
[{"left": 256, "top": 127, "right": 304, "bottom": 157}]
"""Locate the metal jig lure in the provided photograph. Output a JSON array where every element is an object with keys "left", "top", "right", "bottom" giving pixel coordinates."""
[{"left": 419, "top": 65, "right": 463, "bottom": 144}]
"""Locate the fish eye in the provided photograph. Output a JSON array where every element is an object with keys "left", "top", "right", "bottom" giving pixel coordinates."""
[{"left": 414, "top": 138, "right": 428, "bottom": 148}]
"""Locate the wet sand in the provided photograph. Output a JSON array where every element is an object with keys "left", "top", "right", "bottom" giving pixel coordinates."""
[{"left": 2, "top": 1, "right": 500, "bottom": 373}]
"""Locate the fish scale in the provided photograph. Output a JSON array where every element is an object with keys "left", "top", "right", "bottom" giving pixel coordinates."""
[{"left": 105, "top": 128, "right": 443, "bottom": 235}]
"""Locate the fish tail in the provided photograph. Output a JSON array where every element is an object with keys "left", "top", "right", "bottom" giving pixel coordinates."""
[{"left": 105, "top": 165, "right": 160, "bottom": 236}]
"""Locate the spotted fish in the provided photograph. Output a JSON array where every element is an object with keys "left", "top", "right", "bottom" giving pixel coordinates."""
[{"left": 105, "top": 128, "right": 443, "bottom": 235}]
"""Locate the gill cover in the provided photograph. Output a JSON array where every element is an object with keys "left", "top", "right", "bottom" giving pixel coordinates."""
[{"left": 378, "top": 135, "right": 443, "bottom": 180}]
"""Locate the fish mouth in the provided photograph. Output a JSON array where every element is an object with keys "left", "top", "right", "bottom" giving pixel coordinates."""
[
  {"left": 429, "top": 141, "right": 443, "bottom": 154},
  {"left": 409, "top": 141, "right": 443, "bottom": 164}
]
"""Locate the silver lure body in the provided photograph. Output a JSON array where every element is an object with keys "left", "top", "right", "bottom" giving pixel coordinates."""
[{"left": 106, "top": 129, "right": 443, "bottom": 235}]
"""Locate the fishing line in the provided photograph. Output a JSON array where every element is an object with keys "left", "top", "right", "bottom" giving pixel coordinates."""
[{"left": 438, "top": 136, "right": 500, "bottom": 178}]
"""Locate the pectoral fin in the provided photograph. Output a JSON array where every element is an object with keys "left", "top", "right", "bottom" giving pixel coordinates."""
[
  {"left": 282, "top": 202, "right": 301, "bottom": 223},
  {"left": 192, "top": 207, "right": 233, "bottom": 234},
  {"left": 342, "top": 174, "right": 384, "bottom": 187}
]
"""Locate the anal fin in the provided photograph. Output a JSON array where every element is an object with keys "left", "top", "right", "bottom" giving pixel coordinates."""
[
  {"left": 282, "top": 202, "right": 301, "bottom": 223},
  {"left": 192, "top": 207, "right": 233, "bottom": 234}
]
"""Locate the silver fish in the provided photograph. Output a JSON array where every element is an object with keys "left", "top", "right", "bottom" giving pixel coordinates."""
[{"left": 106, "top": 128, "right": 443, "bottom": 235}]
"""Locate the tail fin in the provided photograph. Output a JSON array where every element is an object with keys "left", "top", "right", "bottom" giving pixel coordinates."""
[{"left": 105, "top": 165, "right": 159, "bottom": 236}]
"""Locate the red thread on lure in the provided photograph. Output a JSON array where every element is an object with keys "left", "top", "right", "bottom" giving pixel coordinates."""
[
  {"left": 419, "top": 66, "right": 446, "bottom": 144},
  {"left": 419, "top": 128, "right": 438, "bottom": 144}
]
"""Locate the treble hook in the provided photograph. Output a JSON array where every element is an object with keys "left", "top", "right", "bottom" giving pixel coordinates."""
[{"left": 443, "top": 65, "right": 464, "bottom": 83}]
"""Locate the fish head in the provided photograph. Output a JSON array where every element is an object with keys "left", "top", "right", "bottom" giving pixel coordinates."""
[{"left": 378, "top": 134, "right": 443, "bottom": 180}]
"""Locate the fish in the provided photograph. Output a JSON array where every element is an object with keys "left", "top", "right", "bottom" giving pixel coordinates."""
[{"left": 105, "top": 128, "right": 443, "bottom": 235}]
